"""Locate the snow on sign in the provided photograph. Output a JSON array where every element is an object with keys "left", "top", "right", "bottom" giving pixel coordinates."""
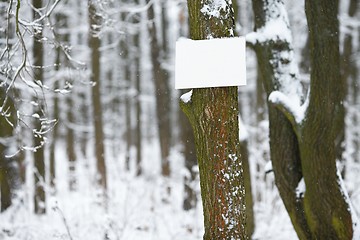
[{"left": 175, "top": 37, "right": 246, "bottom": 89}]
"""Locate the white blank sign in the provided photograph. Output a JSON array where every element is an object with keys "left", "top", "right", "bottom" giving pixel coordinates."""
[{"left": 175, "top": 37, "right": 246, "bottom": 89}]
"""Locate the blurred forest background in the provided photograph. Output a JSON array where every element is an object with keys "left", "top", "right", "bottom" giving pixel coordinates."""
[{"left": 0, "top": 0, "right": 359, "bottom": 239}]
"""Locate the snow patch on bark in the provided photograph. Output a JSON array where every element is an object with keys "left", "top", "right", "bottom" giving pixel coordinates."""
[
  {"left": 295, "top": 178, "right": 305, "bottom": 198},
  {"left": 200, "top": 0, "right": 229, "bottom": 18},
  {"left": 247, "top": 0, "right": 307, "bottom": 123},
  {"left": 246, "top": 1, "right": 291, "bottom": 44},
  {"left": 180, "top": 90, "right": 193, "bottom": 103}
]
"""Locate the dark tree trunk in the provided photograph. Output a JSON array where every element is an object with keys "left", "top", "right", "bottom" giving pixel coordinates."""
[
  {"left": 32, "top": 0, "right": 46, "bottom": 215},
  {"left": 88, "top": 0, "right": 107, "bottom": 191},
  {"left": 250, "top": 0, "right": 310, "bottom": 238},
  {"left": 179, "top": 92, "right": 197, "bottom": 210},
  {"left": 250, "top": 0, "right": 354, "bottom": 238},
  {"left": 240, "top": 139, "right": 254, "bottom": 237},
  {"left": 0, "top": 88, "right": 17, "bottom": 212},
  {"left": 66, "top": 89, "right": 77, "bottom": 191},
  {"left": 49, "top": 43, "right": 59, "bottom": 190},
  {"left": 181, "top": 1, "right": 248, "bottom": 239},
  {"left": 300, "top": 0, "right": 352, "bottom": 238},
  {"left": 133, "top": 0, "right": 142, "bottom": 176},
  {"left": 147, "top": 0, "right": 171, "bottom": 177}
]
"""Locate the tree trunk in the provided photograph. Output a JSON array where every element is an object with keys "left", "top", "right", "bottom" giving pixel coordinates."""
[
  {"left": 240, "top": 139, "right": 254, "bottom": 237},
  {"left": 66, "top": 87, "right": 77, "bottom": 191},
  {"left": 249, "top": 0, "right": 310, "bottom": 238},
  {"left": 147, "top": 0, "right": 171, "bottom": 177},
  {"left": 88, "top": 0, "right": 107, "bottom": 192},
  {"left": 181, "top": 1, "right": 248, "bottom": 239},
  {"left": 250, "top": 0, "right": 354, "bottom": 238},
  {"left": 300, "top": 0, "right": 353, "bottom": 237},
  {"left": 179, "top": 92, "right": 198, "bottom": 210},
  {"left": 49, "top": 43, "right": 59, "bottom": 190},
  {"left": 133, "top": 0, "right": 142, "bottom": 176},
  {"left": 0, "top": 88, "right": 17, "bottom": 212},
  {"left": 32, "top": 0, "right": 46, "bottom": 215}
]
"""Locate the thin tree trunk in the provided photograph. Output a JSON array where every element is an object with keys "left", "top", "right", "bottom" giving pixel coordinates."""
[
  {"left": 32, "top": 0, "right": 46, "bottom": 215},
  {"left": 181, "top": 1, "right": 248, "bottom": 238},
  {"left": 240, "top": 139, "right": 254, "bottom": 236},
  {"left": 88, "top": 0, "right": 107, "bottom": 191},
  {"left": 0, "top": 147, "right": 11, "bottom": 211},
  {"left": 342, "top": 0, "right": 359, "bottom": 164},
  {"left": 66, "top": 88, "right": 77, "bottom": 191},
  {"left": 147, "top": 0, "right": 171, "bottom": 177},
  {"left": 0, "top": 88, "right": 17, "bottom": 212},
  {"left": 133, "top": 0, "right": 142, "bottom": 176}
]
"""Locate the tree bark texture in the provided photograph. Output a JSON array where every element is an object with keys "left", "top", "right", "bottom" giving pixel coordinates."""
[
  {"left": 88, "top": 0, "right": 107, "bottom": 191},
  {"left": 301, "top": 0, "right": 352, "bottom": 238},
  {"left": 250, "top": 0, "right": 310, "bottom": 238},
  {"left": 181, "top": 1, "right": 248, "bottom": 239}
]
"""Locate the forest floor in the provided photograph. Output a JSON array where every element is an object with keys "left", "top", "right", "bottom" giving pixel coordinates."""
[{"left": 0, "top": 136, "right": 360, "bottom": 240}]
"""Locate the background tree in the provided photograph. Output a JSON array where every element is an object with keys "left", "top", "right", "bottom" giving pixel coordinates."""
[
  {"left": 88, "top": 0, "right": 107, "bottom": 193},
  {"left": 248, "top": 0, "right": 354, "bottom": 238},
  {"left": 181, "top": 0, "right": 248, "bottom": 238},
  {"left": 147, "top": 0, "right": 172, "bottom": 177},
  {"left": 0, "top": 87, "right": 18, "bottom": 212},
  {"left": 32, "top": 0, "right": 46, "bottom": 215}
]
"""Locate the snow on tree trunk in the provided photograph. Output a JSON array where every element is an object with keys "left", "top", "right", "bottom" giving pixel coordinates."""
[
  {"left": 181, "top": 0, "right": 248, "bottom": 239},
  {"left": 247, "top": 0, "right": 311, "bottom": 238}
]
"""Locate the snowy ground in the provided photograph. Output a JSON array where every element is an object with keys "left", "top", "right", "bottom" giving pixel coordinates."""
[{"left": 1, "top": 129, "right": 359, "bottom": 240}]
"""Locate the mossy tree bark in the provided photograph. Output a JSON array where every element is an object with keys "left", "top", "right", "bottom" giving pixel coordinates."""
[
  {"left": 300, "top": 0, "right": 352, "bottom": 238},
  {"left": 249, "top": 0, "right": 310, "bottom": 238},
  {"left": 181, "top": 1, "right": 248, "bottom": 239},
  {"left": 179, "top": 90, "right": 198, "bottom": 211},
  {"left": 250, "top": 0, "right": 353, "bottom": 238}
]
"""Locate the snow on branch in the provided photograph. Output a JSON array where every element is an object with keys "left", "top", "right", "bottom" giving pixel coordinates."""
[
  {"left": 246, "top": 0, "right": 291, "bottom": 46},
  {"left": 269, "top": 90, "right": 308, "bottom": 127}
]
